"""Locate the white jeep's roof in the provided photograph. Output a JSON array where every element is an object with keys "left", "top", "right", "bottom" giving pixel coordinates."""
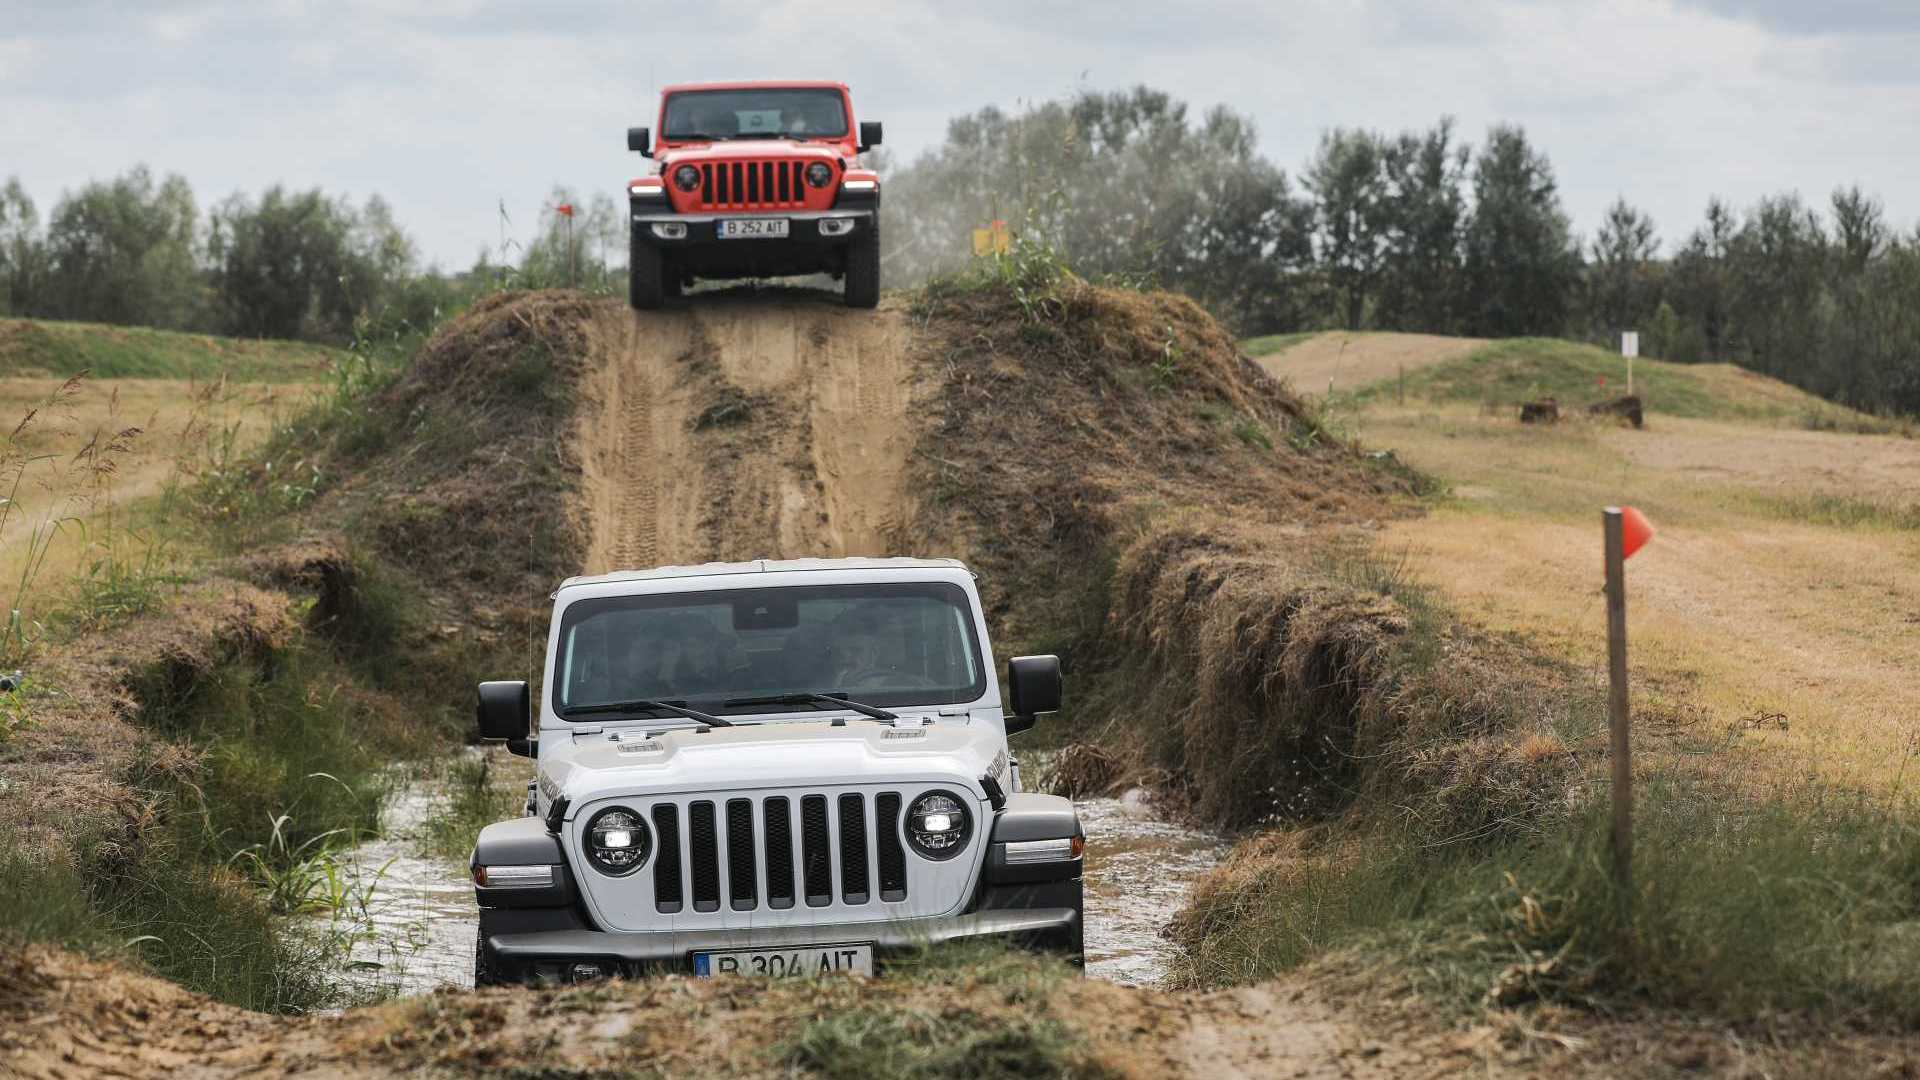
[{"left": 557, "top": 556, "right": 969, "bottom": 592}]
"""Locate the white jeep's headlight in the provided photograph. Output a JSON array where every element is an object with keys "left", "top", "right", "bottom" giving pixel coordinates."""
[
  {"left": 584, "top": 806, "right": 650, "bottom": 876},
  {"left": 904, "top": 791, "right": 971, "bottom": 860}
]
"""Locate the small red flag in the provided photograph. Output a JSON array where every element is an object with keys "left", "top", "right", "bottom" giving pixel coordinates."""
[
  {"left": 1619, "top": 506, "right": 1654, "bottom": 560},
  {"left": 555, "top": 203, "right": 575, "bottom": 217}
]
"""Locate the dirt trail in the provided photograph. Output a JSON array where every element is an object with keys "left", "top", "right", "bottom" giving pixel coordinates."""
[
  {"left": 578, "top": 294, "right": 915, "bottom": 574},
  {"left": 0, "top": 946, "right": 1492, "bottom": 1079},
  {"left": 1255, "top": 331, "right": 1486, "bottom": 396}
]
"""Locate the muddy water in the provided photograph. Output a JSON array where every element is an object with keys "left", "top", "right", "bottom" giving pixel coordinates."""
[
  {"left": 309, "top": 776, "right": 480, "bottom": 1000},
  {"left": 1078, "top": 791, "right": 1231, "bottom": 986},
  {"left": 317, "top": 778, "right": 1225, "bottom": 998}
]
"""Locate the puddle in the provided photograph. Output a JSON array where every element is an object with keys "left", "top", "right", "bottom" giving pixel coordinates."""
[
  {"left": 308, "top": 772, "right": 481, "bottom": 1000},
  {"left": 1078, "top": 789, "right": 1231, "bottom": 986},
  {"left": 315, "top": 771, "right": 1225, "bottom": 997}
]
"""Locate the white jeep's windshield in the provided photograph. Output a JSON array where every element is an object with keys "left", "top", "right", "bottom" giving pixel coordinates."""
[
  {"left": 553, "top": 582, "right": 985, "bottom": 718},
  {"left": 662, "top": 88, "right": 849, "bottom": 140}
]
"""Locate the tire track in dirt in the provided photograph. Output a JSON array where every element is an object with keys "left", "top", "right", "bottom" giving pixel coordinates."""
[{"left": 578, "top": 294, "right": 916, "bottom": 575}]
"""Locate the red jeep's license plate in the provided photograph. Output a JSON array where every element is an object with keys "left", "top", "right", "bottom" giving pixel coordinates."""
[{"left": 717, "top": 219, "right": 790, "bottom": 240}]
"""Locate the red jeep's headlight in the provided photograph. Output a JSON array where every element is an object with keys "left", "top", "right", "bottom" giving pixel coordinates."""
[
  {"left": 672, "top": 165, "right": 701, "bottom": 192},
  {"left": 805, "top": 162, "right": 833, "bottom": 188}
]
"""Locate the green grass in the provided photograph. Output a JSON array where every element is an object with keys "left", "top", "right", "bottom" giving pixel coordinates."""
[
  {"left": 0, "top": 633, "right": 443, "bottom": 1011},
  {"left": 1365, "top": 337, "right": 1861, "bottom": 423},
  {"left": 1749, "top": 490, "right": 1920, "bottom": 531},
  {"left": 0, "top": 317, "right": 341, "bottom": 382},
  {"left": 132, "top": 641, "right": 400, "bottom": 860},
  {"left": 1176, "top": 776, "right": 1920, "bottom": 1027},
  {"left": 0, "top": 836, "right": 340, "bottom": 1012},
  {"left": 421, "top": 754, "right": 526, "bottom": 862},
  {"left": 1239, "top": 330, "right": 1321, "bottom": 357}
]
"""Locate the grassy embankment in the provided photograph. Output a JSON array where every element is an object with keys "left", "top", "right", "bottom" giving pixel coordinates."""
[
  {"left": 0, "top": 310, "right": 552, "bottom": 1011},
  {"left": 1168, "top": 330, "right": 1920, "bottom": 1048}
]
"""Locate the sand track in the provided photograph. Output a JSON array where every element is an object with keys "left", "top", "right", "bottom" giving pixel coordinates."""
[{"left": 578, "top": 295, "right": 915, "bottom": 574}]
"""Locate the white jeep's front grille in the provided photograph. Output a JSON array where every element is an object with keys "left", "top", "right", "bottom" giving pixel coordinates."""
[{"left": 574, "top": 785, "right": 974, "bottom": 933}]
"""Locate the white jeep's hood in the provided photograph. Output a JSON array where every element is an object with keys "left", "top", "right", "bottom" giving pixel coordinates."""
[{"left": 539, "top": 718, "right": 1002, "bottom": 811}]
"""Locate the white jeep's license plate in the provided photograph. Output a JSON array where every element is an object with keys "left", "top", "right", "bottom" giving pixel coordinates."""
[
  {"left": 717, "top": 218, "right": 789, "bottom": 240},
  {"left": 694, "top": 943, "right": 873, "bottom": 977}
]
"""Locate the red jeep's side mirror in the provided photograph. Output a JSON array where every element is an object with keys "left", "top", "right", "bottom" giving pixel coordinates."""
[
  {"left": 627, "top": 126, "right": 651, "bottom": 157},
  {"left": 858, "top": 121, "right": 882, "bottom": 153}
]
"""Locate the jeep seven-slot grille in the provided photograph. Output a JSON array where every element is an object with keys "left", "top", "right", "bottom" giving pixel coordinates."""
[
  {"left": 651, "top": 792, "right": 902, "bottom": 913},
  {"left": 694, "top": 160, "right": 811, "bottom": 211}
]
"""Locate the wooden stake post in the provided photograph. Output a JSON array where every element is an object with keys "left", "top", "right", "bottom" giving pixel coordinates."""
[{"left": 1603, "top": 507, "right": 1633, "bottom": 906}]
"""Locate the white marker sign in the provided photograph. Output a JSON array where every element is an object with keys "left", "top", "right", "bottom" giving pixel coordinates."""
[{"left": 1621, "top": 331, "right": 1639, "bottom": 358}]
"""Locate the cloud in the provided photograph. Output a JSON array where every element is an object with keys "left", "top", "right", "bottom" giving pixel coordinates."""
[
  {"left": 1675, "top": 0, "right": 1920, "bottom": 36},
  {"left": 1, "top": 0, "right": 1916, "bottom": 268}
]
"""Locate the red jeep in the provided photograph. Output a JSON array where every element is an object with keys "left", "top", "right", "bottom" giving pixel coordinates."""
[{"left": 625, "top": 81, "right": 883, "bottom": 310}]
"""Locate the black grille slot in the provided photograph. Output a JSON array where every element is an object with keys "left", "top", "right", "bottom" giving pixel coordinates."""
[
  {"left": 652, "top": 804, "right": 682, "bottom": 913},
  {"left": 876, "top": 792, "right": 907, "bottom": 902},
  {"left": 801, "top": 795, "right": 832, "bottom": 907},
  {"left": 777, "top": 162, "right": 791, "bottom": 203},
  {"left": 726, "top": 799, "right": 757, "bottom": 911},
  {"left": 764, "top": 797, "right": 795, "bottom": 909},
  {"left": 700, "top": 164, "right": 714, "bottom": 206},
  {"left": 689, "top": 801, "right": 720, "bottom": 912},
  {"left": 838, "top": 793, "right": 870, "bottom": 904},
  {"left": 747, "top": 161, "right": 760, "bottom": 203}
]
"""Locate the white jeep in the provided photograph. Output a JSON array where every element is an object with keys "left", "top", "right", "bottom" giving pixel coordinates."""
[{"left": 470, "top": 557, "right": 1082, "bottom": 984}]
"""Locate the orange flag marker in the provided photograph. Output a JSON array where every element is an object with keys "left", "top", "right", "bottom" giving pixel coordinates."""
[{"left": 1617, "top": 506, "right": 1654, "bottom": 560}]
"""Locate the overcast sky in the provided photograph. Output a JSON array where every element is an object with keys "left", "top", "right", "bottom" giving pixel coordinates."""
[{"left": 5, "top": 0, "right": 1918, "bottom": 269}]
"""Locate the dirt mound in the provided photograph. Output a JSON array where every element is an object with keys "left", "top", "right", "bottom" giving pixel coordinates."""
[
  {"left": 0, "top": 942, "right": 1472, "bottom": 1079},
  {"left": 908, "top": 280, "right": 1404, "bottom": 653},
  {"left": 1254, "top": 331, "right": 1486, "bottom": 397},
  {"left": 0, "top": 581, "right": 295, "bottom": 866},
  {"left": 577, "top": 290, "right": 918, "bottom": 572}
]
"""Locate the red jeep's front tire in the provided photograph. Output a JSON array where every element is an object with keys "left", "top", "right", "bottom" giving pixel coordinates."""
[
  {"left": 629, "top": 234, "right": 664, "bottom": 311},
  {"left": 843, "top": 218, "right": 880, "bottom": 309}
]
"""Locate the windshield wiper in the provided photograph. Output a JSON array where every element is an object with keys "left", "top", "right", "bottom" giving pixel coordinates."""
[
  {"left": 722, "top": 692, "right": 898, "bottom": 724},
  {"left": 667, "top": 131, "right": 736, "bottom": 141},
  {"left": 560, "top": 699, "right": 734, "bottom": 726}
]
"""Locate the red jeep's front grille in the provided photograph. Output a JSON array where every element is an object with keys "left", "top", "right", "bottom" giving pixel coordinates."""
[{"left": 694, "top": 160, "right": 811, "bottom": 211}]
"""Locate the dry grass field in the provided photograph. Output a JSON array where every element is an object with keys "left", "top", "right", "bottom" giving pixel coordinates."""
[
  {"left": 0, "top": 327, "right": 330, "bottom": 627},
  {"left": 1281, "top": 333, "right": 1920, "bottom": 794}
]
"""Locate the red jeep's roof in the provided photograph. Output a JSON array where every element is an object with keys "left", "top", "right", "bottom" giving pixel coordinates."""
[{"left": 659, "top": 80, "right": 850, "bottom": 94}]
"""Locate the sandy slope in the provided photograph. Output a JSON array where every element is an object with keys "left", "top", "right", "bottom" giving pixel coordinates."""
[
  {"left": 578, "top": 293, "right": 916, "bottom": 574},
  {"left": 1254, "top": 331, "right": 1486, "bottom": 396}
]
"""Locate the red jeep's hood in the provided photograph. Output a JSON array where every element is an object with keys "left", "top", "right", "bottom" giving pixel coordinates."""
[{"left": 659, "top": 140, "right": 847, "bottom": 165}]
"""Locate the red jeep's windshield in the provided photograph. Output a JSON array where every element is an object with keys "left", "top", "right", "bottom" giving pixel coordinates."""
[{"left": 663, "top": 88, "right": 848, "bottom": 141}]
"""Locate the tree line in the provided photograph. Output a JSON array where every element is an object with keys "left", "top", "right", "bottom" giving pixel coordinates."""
[
  {"left": 883, "top": 86, "right": 1920, "bottom": 417},
  {"left": 5, "top": 87, "right": 1916, "bottom": 416},
  {"left": 0, "top": 169, "right": 630, "bottom": 345}
]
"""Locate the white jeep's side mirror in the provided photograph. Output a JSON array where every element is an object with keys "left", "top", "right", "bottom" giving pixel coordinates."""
[{"left": 1005, "top": 655, "right": 1061, "bottom": 734}]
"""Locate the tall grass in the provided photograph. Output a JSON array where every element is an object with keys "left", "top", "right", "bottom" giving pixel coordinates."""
[
  {"left": 1175, "top": 773, "right": 1920, "bottom": 1027},
  {"left": 420, "top": 753, "right": 526, "bottom": 862}
]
